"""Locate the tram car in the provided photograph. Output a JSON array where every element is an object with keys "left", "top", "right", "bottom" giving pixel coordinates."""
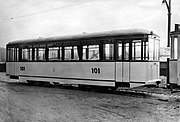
[
  {"left": 169, "top": 24, "right": 180, "bottom": 86},
  {"left": 6, "top": 29, "right": 161, "bottom": 88}
]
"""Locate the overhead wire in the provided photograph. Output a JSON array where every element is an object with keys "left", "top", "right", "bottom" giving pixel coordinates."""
[{"left": 0, "top": 0, "right": 91, "bottom": 24}]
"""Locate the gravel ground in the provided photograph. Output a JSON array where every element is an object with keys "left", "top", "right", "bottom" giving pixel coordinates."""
[{"left": 0, "top": 73, "right": 180, "bottom": 122}]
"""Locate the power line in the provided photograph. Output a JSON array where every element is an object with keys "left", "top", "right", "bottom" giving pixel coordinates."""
[{"left": 0, "top": 0, "right": 90, "bottom": 24}]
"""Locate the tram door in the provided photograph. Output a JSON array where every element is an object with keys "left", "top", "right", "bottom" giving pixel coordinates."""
[{"left": 116, "top": 41, "right": 130, "bottom": 84}]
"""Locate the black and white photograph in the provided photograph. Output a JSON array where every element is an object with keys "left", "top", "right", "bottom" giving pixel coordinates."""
[{"left": 0, "top": 0, "right": 180, "bottom": 121}]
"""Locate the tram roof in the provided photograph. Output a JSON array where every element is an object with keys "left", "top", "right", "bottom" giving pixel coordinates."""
[{"left": 7, "top": 29, "right": 159, "bottom": 46}]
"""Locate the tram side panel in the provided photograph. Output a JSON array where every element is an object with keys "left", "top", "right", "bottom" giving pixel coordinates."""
[
  {"left": 9, "top": 62, "right": 15, "bottom": 76},
  {"left": 6, "top": 62, "right": 19, "bottom": 77},
  {"left": 146, "top": 62, "right": 160, "bottom": 84},
  {"left": 178, "top": 60, "right": 180, "bottom": 85},
  {"left": 169, "top": 60, "right": 177, "bottom": 84},
  {"left": 131, "top": 62, "right": 159, "bottom": 86},
  {"left": 6, "top": 62, "right": 10, "bottom": 75},
  {"left": 18, "top": 62, "right": 116, "bottom": 87},
  {"left": 116, "top": 62, "right": 129, "bottom": 83},
  {"left": 116, "top": 61, "right": 160, "bottom": 88},
  {"left": 130, "top": 62, "right": 148, "bottom": 87}
]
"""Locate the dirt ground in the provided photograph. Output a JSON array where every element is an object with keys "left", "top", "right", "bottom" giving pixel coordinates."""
[{"left": 0, "top": 73, "right": 180, "bottom": 122}]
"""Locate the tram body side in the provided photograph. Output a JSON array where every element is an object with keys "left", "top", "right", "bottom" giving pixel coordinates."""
[
  {"left": 6, "top": 61, "right": 116, "bottom": 86},
  {"left": 6, "top": 61, "right": 160, "bottom": 88}
]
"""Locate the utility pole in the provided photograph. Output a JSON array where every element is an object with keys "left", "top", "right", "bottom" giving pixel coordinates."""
[
  {"left": 162, "top": 0, "right": 171, "bottom": 86},
  {"left": 162, "top": 0, "right": 171, "bottom": 47}
]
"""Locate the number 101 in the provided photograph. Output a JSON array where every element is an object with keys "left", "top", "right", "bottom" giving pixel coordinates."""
[{"left": 91, "top": 68, "right": 100, "bottom": 74}]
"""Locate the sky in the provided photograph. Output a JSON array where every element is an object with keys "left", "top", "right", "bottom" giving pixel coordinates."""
[{"left": 0, "top": 0, "right": 180, "bottom": 48}]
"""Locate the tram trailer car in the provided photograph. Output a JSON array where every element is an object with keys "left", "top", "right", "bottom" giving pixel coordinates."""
[
  {"left": 169, "top": 24, "right": 180, "bottom": 86},
  {"left": 6, "top": 29, "right": 161, "bottom": 88}
]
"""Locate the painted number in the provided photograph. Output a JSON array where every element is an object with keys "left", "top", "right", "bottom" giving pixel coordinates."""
[
  {"left": 91, "top": 68, "right": 100, "bottom": 74},
  {"left": 20, "top": 66, "right": 25, "bottom": 71}
]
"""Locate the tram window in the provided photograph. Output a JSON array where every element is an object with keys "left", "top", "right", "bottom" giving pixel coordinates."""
[
  {"left": 83, "top": 46, "right": 88, "bottom": 60},
  {"left": 143, "top": 41, "right": 148, "bottom": 60},
  {"left": 124, "top": 43, "right": 129, "bottom": 60},
  {"left": 89, "top": 45, "right": 99, "bottom": 60},
  {"left": 64, "top": 46, "right": 79, "bottom": 60},
  {"left": 132, "top": 40, "right": 141, "bottom": 60},
  {"left": 155, "top": 41, "right": 160, "bottom": 60},
  {"left": 35, "top": 48, "right": 38, "bottom": 61},
  {"left": 22, "top": 49, "right": 28, "bottom": 61},
  {"left": 104, "top": 44, "right": 114, "bottom": 60},
  {"left": 8, "top": 48, "right": 18, "bottom": 61},
  {"left": 49, "top": 47, "right": 60, "bottom": 60},
  {"left": 13, "top": 48, "right": 19, "bottom": 61},
  {"left": 38, "top": 48, "right": 45, "bottom": 60},
  {"left": 34, "top": 48, "right": 45, "bottom": 61},
  {"left": 171, "top": 37, "right": 178, "bottom": 59},
  {"left": 174, "top": 38, "right": 178, "bottom": 59},
  {"left": 9, "top": 48, "right": 14, "bottom": 61},
  {"left": 29, "top": 49, "right": 32, "bottom": 61},
  {"left": 16, "top": 48, "right": 19, "bottom": 61},
  {"left": 117, "top": 43, "right": 122, "bottom": 60},
  {"left": 13, "top": 48, "right": 16, "bottom": 61},
  {"left": 22, "top": 48, "right": 32, "bottom": 61},
  {"left": 65, "top": 47, "right": 72, "bottom": 60},
  {"left": 148, "top": 37, "right": 160, "bottom": 61},
  {"left": 7, "top": 47, "right": 19, "bottom": 61},
  {"left": 73, "top": 46, "right": 79, "bottom": 60},
  {"left": 149, "top": 38, "right": 154, "bottom": 60},
  {"left": 83, "top": 45, "right": 99, "bottom": 60}
]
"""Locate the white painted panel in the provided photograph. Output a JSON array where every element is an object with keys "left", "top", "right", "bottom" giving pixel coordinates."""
[
  {"left": 152, "top": 62, "right": 159, "bottom": 80},
  {"left": 115, "top": 62, "right": 122, "bottom": 82},
  {"left": 123, "top": 62, "right": 129, "bottom": 82},
  {"left": 173, "top": 60, "right": 179, "bottom": 85},
  {"left": 130, "top": 62, "right": 147, "bottom": 82},
  {"left": 146, "top": 62, "right": 159, "bottom": 81},
  {"left": 9, "top": 62, "right": 19, "bottom": 76},
  {"left": 15, "top": 62, "right": 19, "bottom": 76},
  {"left": 9, "top": 63, "right": 14, "bottom": 75},
  {"left": 116, "top": 62, "right": 129, "bottom": 82},
  {"left": 6, "top": 62, "right": 9, "bottom": 74},
  {"left": 19, "top": 62, "right": 115, "bottom": 81},
  {"left": 147, "top": 62, "right": 153, "bottom": 81},
  {"left": 130, "top": 62, "right": 160, "bottom": 85},
  {"left": 177, "top": 35, "right": 180, "bottom": 85}
]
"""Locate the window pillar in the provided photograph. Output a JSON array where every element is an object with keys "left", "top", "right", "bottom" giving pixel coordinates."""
[{"left": 19, "top": 48, "right": 22, "bottom": 61}]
